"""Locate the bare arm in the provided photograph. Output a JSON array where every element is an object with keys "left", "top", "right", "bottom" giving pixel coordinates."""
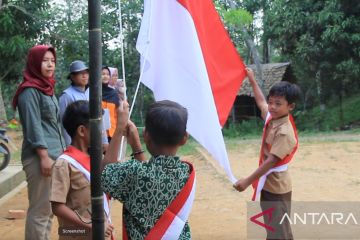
[
  {"left": 246, "top": 68, "right": 268, "bottom": 120},
  {"left": 126, "top": 121, "right": 146, "bottom": 161},
  {"left": 233, "top": 154, "right": 279, "bottom": 192}
]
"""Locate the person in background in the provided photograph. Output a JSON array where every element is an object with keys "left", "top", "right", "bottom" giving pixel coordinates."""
[
  {"left": 115, "top": 78, "right": 126, "bottom": 102},
  {"left": 59, "top": 60, "right": 89, "bottom": 146},
  {"left": 108, "top": 67, "right": 118, "bottom": 89},
  {"left": 101, "top": 66, "right": 120, "bottom": 142},
  {"left": 59, "top": 60, "right": 109, "bottom": 150},
  {"left": 12, "top": 45, "right": 66, "bottom": 240}
]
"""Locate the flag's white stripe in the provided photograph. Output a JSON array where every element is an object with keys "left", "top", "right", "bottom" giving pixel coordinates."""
[
  {"left": 59, "top": 154, "right": 91, "bottom": 180},
  {"left": 254, "top": 113, "right": 289, "bottom": 200},
  {"left": 162, "top": 178, "right": 196, "bottom": 240},
  {"left": 254, "top": 164, "right": 288, "bottom": 201},
  {"left": 136, "top": 0, "right": 236, "bottom": 183},
  {"left": 59, "top": 154, "right": 110, "bottom": 218}
]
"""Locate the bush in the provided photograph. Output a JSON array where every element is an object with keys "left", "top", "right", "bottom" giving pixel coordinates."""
[
  {"left": 223, "top": 119, "right": 263, "bottom": 138},
  {"left": 296, "top": 93, "right": 360, "bottom": 131}
]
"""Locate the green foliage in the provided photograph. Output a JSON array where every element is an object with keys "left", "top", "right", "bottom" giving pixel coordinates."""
[
  {"left": 296, "top": 93, "right": 360, "bottom": 131},
  {"left": 2, "top": 0, "right": 360, "bottom": 134},
  {"left": 224, "top": 9, "right": 253, "bottom": 28},
  {"left": 1, "top": 0, "right": 149, "bottom": 123},
  {"left": 222, "top": 119, "right": 263, "bottom": 138},
  {"left": 0, "top": 0, "right": 49, "bottom": 118},
  {"left": 214, "top": 1, "right": 255, "bottom": 64},
  {"left": 177, "top": 138, "right": 200, "bottom": 156},
  {"left": 0, "top": 1, "right": 48, "bottom": 75},
  {"left": 266, "top": 0, "right": 360, "bottom": 109}
]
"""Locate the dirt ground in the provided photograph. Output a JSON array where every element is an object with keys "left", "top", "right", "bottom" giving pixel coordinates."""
[{"left": 0, "top": 132, "right": 359, "bottom": 239}]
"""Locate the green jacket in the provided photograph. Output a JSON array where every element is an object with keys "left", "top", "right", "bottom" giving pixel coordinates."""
[{"left": 18, "top": 88, "right": 65, "bottom": 160}]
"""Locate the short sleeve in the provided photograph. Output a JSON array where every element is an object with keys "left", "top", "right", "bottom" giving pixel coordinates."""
[
  {"left": 101, "top": 162, "right": 132, "bottom": 202},
  {"left": 50, "top": 159, "right": 71, "bottom": 203},
  {"left": 270, "top": 133, "right": 296, "bottom": 159}
]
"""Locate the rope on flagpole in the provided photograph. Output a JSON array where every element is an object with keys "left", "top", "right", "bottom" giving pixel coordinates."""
[
  {"left": 119, "top": 0, "right": 152, "bottom": 161},
  {"left": 129, "top": 0, "right": 153, "bottom": 119},
  {"left": 129, "top": 47, "right": 150, "bottom": 118},
  {"left": 117, "top": 0, "right": 127, "bottom": 100},
  {"left": 117, "top": 0, "right": 128, "bottom": 161},
  {"left": 118, "top": 46, "right": 150, "bottom": 161}
]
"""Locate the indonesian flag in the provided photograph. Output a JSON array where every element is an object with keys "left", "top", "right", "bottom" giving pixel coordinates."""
[{"left": 136, "top": 0, "right": 246, "bottom": 183}]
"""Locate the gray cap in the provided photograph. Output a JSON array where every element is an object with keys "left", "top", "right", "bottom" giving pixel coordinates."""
[
  {"left": 69, "top": 60, "right": 88, "bottom": 73},
  {"left": 68, "top": 61, "right": 89, "bottom": 80}
]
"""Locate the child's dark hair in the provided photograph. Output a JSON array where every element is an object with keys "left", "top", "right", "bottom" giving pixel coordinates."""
[
  {"left": 268, "top": 81, "right": 301, "bottom": 104},
  {"left": 63, "top": 100, "right": 90, "bottom": 138},
  {"left": 145, "top": 100, "right": 188, "bottom": 146}
]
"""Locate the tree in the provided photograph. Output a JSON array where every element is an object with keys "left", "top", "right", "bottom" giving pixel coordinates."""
[
  {"left": 0, "top": 0, "right": 48, "bottom": 118},
  {"left": 265, "top": 0, "right": 360, "bottom": 127},
  {"left": 39, "top": 0, "right": 91, "bottom": 94}
]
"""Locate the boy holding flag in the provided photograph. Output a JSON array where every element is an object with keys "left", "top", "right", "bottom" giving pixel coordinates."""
[{"left": 234, "top": 68, "right": 300, "bottom": 240}]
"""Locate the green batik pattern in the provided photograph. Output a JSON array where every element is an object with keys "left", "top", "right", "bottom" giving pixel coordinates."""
[{"left": 102, "top": 155, "right": 192, "bottom": 239}]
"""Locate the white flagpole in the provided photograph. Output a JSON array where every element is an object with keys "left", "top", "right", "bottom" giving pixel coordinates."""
[
  {"left": 119, "top": 0, "right": 152, "bottom": 161},
  {"left": 117, "top": 0, "right": 127, "bottom": 161}
]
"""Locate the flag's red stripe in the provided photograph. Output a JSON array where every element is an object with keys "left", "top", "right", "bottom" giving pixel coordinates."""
[
  {"left": 63, "top": 146, "right": 91, "bottom": 171},
  {"left": 178, "top": 0, "right": 246, "bottom": 126},
  {"left": 145, "top": 162, "right": 195, "bottom": 239}
]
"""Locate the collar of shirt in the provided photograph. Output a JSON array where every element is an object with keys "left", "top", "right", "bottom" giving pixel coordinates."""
[
  {"left": 270, "top": 114, "right": 289, "bottom": 129},
  {"left": 64, "top": 145, "right": 90, "bottom": 170},
  {"left": 71, "top": 85, "right": 87, "bottom": 93},
  {"left": 149, "top": 155, "right": 182, "bottom": 168}
]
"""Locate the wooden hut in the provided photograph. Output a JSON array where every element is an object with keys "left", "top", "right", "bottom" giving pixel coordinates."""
[{"left": 229, "top": 62, "right": 296, "bottom": 123}]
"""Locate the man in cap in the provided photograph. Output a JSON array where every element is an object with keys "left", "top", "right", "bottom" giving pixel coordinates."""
[{"left": 59, "top": 60, "right": 90, "bottom": 146}]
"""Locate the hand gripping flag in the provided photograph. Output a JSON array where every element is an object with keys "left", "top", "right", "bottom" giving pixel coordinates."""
[{"left": 136, "top": 0, "right": 246, "bottom": 183}]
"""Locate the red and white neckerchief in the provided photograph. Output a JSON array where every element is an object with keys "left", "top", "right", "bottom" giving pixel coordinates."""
[
  {"left": 58, "top": 146, "right": 111, "bottom": 220},
  {"left": 251, "top": 113, "right": 298, "bottom": 201},
  {"left": 123, "top": 161, "right": 196, "bottom": 240}
]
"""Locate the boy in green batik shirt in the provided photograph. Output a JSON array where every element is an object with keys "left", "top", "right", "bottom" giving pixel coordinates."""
[{"left": 101, "top": 100, "right": 193, "bottom": 239}]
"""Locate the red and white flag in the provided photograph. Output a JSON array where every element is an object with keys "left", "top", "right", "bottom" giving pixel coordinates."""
[{"left": 136, "top": 0, "right": 246, "bottom": 183}]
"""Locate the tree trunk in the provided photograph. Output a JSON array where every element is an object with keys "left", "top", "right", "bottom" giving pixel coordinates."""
[
  {"left": 0, "top": 85, "right": 7, "bottom": 122},
  {"left": 231, "top": 105, "right": 236, "bottom": 124},
  {"left": 242, "top": 27, "right": 263, "bottom": 86},
  {"left": 315, "top": 70, "right": 325, "bottom": 112},
  {"left": 263, "top": 38, "right": 271, "bottom": 63},
  {"left": 228, "top": 0, "right": 264, "bottom": 90},
  {"left": 339, "top": 83, "right": 345, "bottom": 129}
]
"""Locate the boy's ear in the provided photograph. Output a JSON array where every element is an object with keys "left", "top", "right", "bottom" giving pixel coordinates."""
[
  {"left": 179, "top": 132, "right": 189, "bottom": 146},
  {"left": 289, "top": 103, "right": 296, "bottom": 111},
  {"left": 77, "top": 125, "right": 87, "bottom": 138}
]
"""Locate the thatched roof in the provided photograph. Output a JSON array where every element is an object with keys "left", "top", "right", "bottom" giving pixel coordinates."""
[{"left": 239, "top": 62, "right": 292, "bottom": 97}]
